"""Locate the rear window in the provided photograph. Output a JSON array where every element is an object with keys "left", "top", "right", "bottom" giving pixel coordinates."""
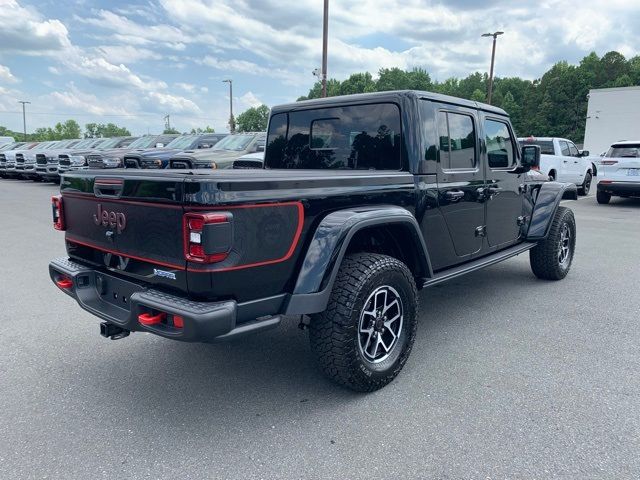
[
  {"left": 265, "top": 103, "right": 401, "bottom": 170},
  {"left": 606, "top": 144, "right": 640, "bottom": 158},
  {"left": 520, "top": 139, "right": 554, "bottom": 155}
]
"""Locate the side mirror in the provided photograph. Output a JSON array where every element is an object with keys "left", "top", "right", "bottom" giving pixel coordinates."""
[
  {"left": 256, "top": 144, "right": 265, "bottom": 153},
  {"left": 198, "top": 144, "right": 211, "bottom": 149},
  {"left": 156, "top": 143, "right": 164, "bottom": 148},
  {"left": 521, "top": 144, "right": 541, "bottom": 171},
  {"left": 579, "top": 150, "right": 590, "bottom": 157}
]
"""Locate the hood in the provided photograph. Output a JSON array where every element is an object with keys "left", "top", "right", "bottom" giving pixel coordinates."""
[
  {"left": 137, "top": 148, "right": 183, "bottom": 161},
  {"left": 172, "top": 149, "right": 245, "bottom": 162}
]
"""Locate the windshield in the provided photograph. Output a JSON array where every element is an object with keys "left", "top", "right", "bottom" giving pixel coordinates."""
[
  {"left": 165, "top": 135, "right": 197, "bottom": 149},
  {"left": 94, "top": 137, "right": 124, "bottom": 149},
  {"left": 127, "top": 136, "right": 159, "bottom": 149},
  {"left": 0, "top": 143, "right": 22, "bottom": 151},
  {"left": 94, "top": 138, "right": 116, "bottom": 148},
  {"left": 606, "top": 145, "right": 640, "bottom": 158},
  {"left": 72, "top": 139, "right": 95, "bottom": 149},
  {"left": 212, "top": 134, "right": 254, "bottom": 151}
]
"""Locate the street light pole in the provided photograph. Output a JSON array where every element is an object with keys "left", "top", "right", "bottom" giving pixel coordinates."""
[
  {"left": 321, "top": 0, "right": 329, "bottom": 97},
  {"left": 18, "top": 101, "right": 31, "bottom": 141},
  {"left": 481, "top": 31, "right": 504, "bottom": 105},
  {"left": 223, "top": 79, "right": 235, "bottom": 133}
]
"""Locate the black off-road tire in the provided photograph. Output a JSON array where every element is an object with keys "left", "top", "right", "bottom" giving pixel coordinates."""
[
  {"left": 309, "top": 253, "right": 418, "bottom": 392},
  {"left": 578, "top": 172, "right": 592, "bottom": 196},
  {"left": 596, "top": 190, "right": 611, "bottom": 204},
  {"left": 530, "top": 206, "right": 576, "bottom": 280}
]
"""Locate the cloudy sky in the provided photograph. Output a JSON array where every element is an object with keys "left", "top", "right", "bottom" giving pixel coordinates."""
[{"left": 0, "top": 0, "right": 638, "bottom": 135}]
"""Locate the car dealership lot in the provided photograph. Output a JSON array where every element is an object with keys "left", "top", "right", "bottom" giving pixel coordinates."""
[{"left": 1, "top": 179, "right": 639, "bottom": 479}]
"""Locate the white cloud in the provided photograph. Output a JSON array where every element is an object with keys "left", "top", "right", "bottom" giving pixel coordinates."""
[
  {"left": 74, "top": 10, "right": 189, "bottom": 50},
  {"left": 0, "top": 65, "right": 18, "bottom": 84},
  {"left": 0, "top": 0, "right": 71, "bottom": 54},
  {"left": 94, "top": 45, "right": 162, "bottom": 64},
  {"left": 238, "top": 91, "right": 263, "bottom": 109},
  {"left": 144, "top": 91, "right": 202, "bottom": 114},
  {"left": 46, "top": 83, "right": 132, "bottom": 116}
]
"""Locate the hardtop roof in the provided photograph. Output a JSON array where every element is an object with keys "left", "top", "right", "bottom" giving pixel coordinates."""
[{"left": 271, "top": 90, "right": 508, "bottom": 116}]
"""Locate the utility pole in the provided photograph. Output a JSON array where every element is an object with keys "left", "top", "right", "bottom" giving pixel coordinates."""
[
  {"left": 223, "top": 79, "right": 235, "bottom": 133},
  {"left": 18, "top": 101, "right": 31, "bottom": 141},
  {"left": 164, "top": 114, "right": 171, "bottom": 132},
  {"left": 481, "top": 31, "right": 504, "bottom": 105},
  {"left": 321, "top": 0, "right": 329, "bottom": 97}
]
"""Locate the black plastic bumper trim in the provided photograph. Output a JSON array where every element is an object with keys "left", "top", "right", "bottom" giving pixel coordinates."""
[{"left": 49, "top": 257, "right": 283, "bottom": 343}]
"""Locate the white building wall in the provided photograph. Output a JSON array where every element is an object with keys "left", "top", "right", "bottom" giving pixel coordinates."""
[{"left": 583, "top": 86, "right": 640, "bottom": 155}]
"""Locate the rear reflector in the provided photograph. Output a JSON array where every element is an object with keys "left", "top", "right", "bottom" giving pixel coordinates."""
[
  {"left": 55, "top": 277, "right": 73, "bottom": 289},
  {"left": 173, "top": 316, "right": 184, "bottom": 328},
  {"left": 138, "top": 312, "right": 167, "bottom": 326},
  {"left": 52, "top": 195, "right": 65, "bottom": 231}
]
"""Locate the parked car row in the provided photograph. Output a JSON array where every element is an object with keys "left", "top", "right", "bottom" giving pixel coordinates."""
[{"left": 0, "top": 132, "right": 267, "bottom": 183}]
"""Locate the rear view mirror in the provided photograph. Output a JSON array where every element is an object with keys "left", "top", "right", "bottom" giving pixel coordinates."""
[
  {"left": 579, "top": 150, "right": 590, "bottom": 157},
  {"left": 521, "top": 144, "right": 541, "bottom": 170}
]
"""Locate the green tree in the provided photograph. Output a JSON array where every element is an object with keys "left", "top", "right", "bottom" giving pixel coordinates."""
[
  {"left": 85, "top": 122, "right": 131, "bottom": 138},
  {"left": 236, "top": 104, "right": 270, "bottom": 132},
  {"left": 471, "top": 89, "right": 486, "bottom": 102},
  {"left": 376, "top": 67, "right": 410, "bottom": 91},
  {"left": 163, "top": 127, "right": 180, "bottom": 134},
  {"left": 190, "top": 126, "right": 216, "bottom": 134},
  {"left": 339, "top": 72, "right": 376, "bottom": 95},
  {"left": 297, "top": 79, "right": 342, "bottom": 100},
  {"left": 54, "top": 119, "right": 82, "bottom": 139}
]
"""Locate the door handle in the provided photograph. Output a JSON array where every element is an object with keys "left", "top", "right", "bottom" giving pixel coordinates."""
[
  {"left": 487, "top": 184, "right": 503, "bottom": 195},
  {"left": 444, "top": 190, "right": 465, "bottom": 202},
  {"left": 563, "top": 160, "right": 569, "bottom": 163}
]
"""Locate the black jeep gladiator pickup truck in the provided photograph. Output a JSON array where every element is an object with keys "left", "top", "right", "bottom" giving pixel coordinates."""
[{"left": 49, "top": 91, "right": 577, "bottom": 391}]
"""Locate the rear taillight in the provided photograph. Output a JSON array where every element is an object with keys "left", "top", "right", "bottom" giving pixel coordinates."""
[
  {"left": 52, "top": 195, "right": 65, "bottom": 231},
  {"left": 183, "top": 212, "right": 232, "bottom": 263},
  {"left": 532, "top": 165, "right": 540, "bottom": 171}
]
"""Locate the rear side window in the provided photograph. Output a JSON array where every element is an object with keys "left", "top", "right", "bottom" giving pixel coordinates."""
[
  {"left": 560, "top": 141, "right": 571, "bottom": 157},
  {"left": 265, "top": 103, "right": 401, "bottom": 170},
  {"left": 485, "top": 119, "right": 516, "bottom": 169},
  {"left": 437, "top": 111, "right": 476, "bottom": 170}
]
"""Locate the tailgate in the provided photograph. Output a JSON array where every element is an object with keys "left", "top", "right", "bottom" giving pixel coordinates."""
[{"left": 61, "top": 174, "right": 187, "bottom": 291}]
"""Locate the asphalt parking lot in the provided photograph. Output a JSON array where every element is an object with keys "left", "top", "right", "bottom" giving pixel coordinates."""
[{"left": 1, "top": 179, "right": 639, "bottom": 479}]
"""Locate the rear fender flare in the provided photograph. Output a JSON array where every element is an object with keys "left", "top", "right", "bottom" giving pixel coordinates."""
[
  {"left": 527, "top": 182, "right": 577, "bottom": 241},
  {"left": 285, "top": 206, "right": 432, "bottom": 315}
]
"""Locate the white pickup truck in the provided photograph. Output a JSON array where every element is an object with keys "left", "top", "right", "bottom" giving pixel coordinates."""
[{"left": 518, "top": 137, "right": 594, "bottom": 195}]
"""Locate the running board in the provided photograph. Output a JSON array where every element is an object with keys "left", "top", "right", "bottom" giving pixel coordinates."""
[{"left": 423, "top": 242, "right": 536, "bottom": 288}]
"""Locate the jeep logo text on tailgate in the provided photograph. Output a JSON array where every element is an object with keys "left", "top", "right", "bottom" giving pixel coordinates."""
[{"left": 93, "top": 204, "right": 127, "bottom": 233}]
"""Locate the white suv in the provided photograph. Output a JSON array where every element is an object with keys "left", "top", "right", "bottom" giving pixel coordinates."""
[{"left": 596, "top": 141, "right": 640, "bottom": 204}]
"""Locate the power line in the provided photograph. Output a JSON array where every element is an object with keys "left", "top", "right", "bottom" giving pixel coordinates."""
[{"left": 0, "top": 110, "right": 223, "bottom": 122}]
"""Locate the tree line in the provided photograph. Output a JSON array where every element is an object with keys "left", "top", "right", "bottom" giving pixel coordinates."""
[{"left": 298, "top": 51, "right": 640, "bottom": 144}]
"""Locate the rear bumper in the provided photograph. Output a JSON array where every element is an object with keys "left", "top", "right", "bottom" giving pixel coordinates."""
[
  {"left": 597, "top": 180, "right": 640, "bottom": 197},
  {"left": 49, "top": 257, "right": 282, "bottom": 342}
]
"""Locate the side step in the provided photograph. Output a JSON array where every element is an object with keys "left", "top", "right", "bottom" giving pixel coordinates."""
[{"left": 423, "top": 242, "right": 536, "bottom": 288}]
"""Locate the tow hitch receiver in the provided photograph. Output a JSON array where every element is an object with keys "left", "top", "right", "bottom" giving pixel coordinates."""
[{"left": 100, "top": 322, "right": 130, "bottom": 340}]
